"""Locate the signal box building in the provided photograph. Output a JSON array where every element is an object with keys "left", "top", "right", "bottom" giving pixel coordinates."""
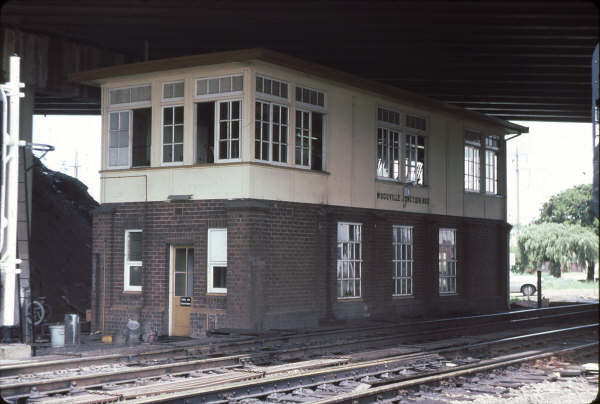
[{"left": 72, "top": 49, "right": 527, "bottom": 338}]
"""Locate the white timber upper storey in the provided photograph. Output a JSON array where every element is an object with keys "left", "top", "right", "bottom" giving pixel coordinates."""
[{"left": 71, "top": 49, "right": 527, "bottom": 220}]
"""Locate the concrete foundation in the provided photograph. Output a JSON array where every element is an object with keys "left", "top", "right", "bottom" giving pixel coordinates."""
[{"left": 0, "top": 343, "right": 31, "bottom": 360}]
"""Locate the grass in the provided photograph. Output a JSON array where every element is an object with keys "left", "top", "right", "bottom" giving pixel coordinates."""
[
  {"left": 511, "top": 272, "right": 597, "bottom": 290},
  {"left": 539, "top": 273, "right": 597, "bottom": 290},
  {"left": 510, "top": 270, "right": 598, "bottom": 305}
]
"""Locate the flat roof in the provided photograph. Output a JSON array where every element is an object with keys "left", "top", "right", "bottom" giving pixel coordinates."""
[{"left": 70, "top": 48, "right": 528, "bottom": 134}]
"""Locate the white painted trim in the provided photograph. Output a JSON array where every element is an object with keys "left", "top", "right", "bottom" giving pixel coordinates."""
[
  {"left": 336, "top": 222, "right": 363, "bottom": 299},
  {"left": 376, "top": 105, "right": 403, "bottom": 129},
  {"left": 207, "top": 228, "right": 228, "bottom": 294},
  {"left": 194, "top": 74, "right": 244, "bottom": 99},
  {"left": 123, "top": 229, "right": 142, "bottom": 292},
  {"left": 254, "top": 100, "right": 290, "bottom": 165},
  {"left": 255, "top": 73, "right": 290, "bottom": 102},
  {"left": 108, "top": 83, "right": 152, "bottom": 107},
  {"left": 214, "top": 99, "right": 243, "bottom": 163},
  {"left": 108, "top": 110, "right": 131, "bottom": 170},
  {"left": 162, "top": 80, "right": 185, "bottom": 102},
  {"left": 160, "top": 104, "right": 185, "bottom": 165},
  {"left": 168, "top": 245, "right": 173, "bottom": 335},
  {"left": 392, "top": 225, "right": 414, "bottom": 297},
  {"left": 294, "top": 84, "right": 327, "bottom": 111}
]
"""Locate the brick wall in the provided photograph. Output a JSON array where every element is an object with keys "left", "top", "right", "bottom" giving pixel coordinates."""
[{"left": 92, "top": 198, "right": 509, "bottom": 336}]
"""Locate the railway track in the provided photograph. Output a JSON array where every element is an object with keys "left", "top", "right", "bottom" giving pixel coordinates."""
[
  {"left": 2, "top": 303, "right": 596, "bottom": 377},
  {"left": 8, "top": 323, "right": 597, "bottom": 403},
  {"left": 1, "top": 304, "right": 597, "bottom": 403}
]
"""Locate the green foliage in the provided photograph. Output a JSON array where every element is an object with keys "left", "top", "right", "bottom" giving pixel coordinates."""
[
  {"left": 538, "top": 184, "right": 599, "bottom": 234},
  {"left": 517, "top": 222, "right": 598, "bottom": 278}
]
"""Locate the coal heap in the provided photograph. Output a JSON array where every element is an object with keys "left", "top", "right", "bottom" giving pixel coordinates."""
[{"left": 30, "top": 157, "right": 98, "bottom": 323}]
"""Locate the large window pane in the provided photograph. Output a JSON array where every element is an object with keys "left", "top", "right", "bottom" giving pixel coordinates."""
[{"left": 337, "top": 223, "right": 362, "bottom": 298}]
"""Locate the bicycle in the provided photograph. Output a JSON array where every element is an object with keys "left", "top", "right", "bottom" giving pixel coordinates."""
[{"left": 25, "top": 297, "right": 52, "bottom": 326}]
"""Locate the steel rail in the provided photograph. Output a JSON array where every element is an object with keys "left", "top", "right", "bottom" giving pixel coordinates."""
[
  {"left": 117, "top": 323, "right": 598, "bottom": 403},
  {"left": 1, "top": 303, "right": 595, "bottom": 378},
  {"left": 0, "top": 354, "right": 247, "bottom": 398},
  {"left": 0, "top": 306, "right": 596, "bottom": 400},
  {"left": 310, "top": 342, "right": 599, "bottom": 404}
]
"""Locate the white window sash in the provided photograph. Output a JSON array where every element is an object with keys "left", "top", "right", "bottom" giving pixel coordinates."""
[
  {"left": 376, "top": 127, "right": 401, "bottom": 180},
  {"left": 109, "top": 84, "right": 152, "bottom": 107},
  {"left": 295, "top": 109, "right": 312, "bottom": 168},
  {"left": 439, "top": 228, "right": 457, "bottom": 294},
  {"left": 161, "top": 105, "right": 185, "bottom": 165},
  {"left": 337, "top": 222, "right": 362, "bottom": 299},
  {"left": 215, "top": 99, "right": 242, "bottom": 163},
  {"left": 195, "top": 74, "right": 244, "bottom": 99},
  {"left": 393, "top": 225, "right": 413, "bottom": 296},
  {"left": 124, "top": 229, "right": 142, "bottom": 292},
  {"left": 108, "top": 110, "right": 131, "bottom": 169},
  {"left": 255, "top": 100, "right": 289, "bottom": 165},
  {"left": 405, "top": 131, "right": 426, "bottom": 185},
  {"left": 256, "top": 74, "right": 289, "bottom": 101},
  {"left": 207, "top": 228, "right": 227, "bottom": 294},
  {"left": 162, "top": 80, "right": 185, "bottom": 102},
  {"left": 464, "top": 144, "right": 481, "bottom": 192}
]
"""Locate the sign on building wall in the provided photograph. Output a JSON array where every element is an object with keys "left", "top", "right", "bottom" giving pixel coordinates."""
[{"left": 376, "top": 191, "right": 430, "bottom": 206}]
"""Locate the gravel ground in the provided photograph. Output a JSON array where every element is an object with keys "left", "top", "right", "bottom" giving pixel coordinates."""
[{"left": 456, "top": 377, "right": 598, "bottom": 404}]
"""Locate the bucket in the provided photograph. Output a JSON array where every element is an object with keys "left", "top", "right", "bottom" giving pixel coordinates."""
[
  {"left": 64, "top": 314, "right": 80, "bottom": 345},
  {"left": 49, "top": 324, "right": 65, "bottom": 348}
]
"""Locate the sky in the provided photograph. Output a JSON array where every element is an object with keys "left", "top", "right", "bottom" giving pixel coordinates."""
[{"left": 32, "top": 115, "right": 594, "bottom": 227}]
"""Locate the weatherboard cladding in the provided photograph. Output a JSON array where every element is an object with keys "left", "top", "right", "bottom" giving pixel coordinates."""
[{"left": 92, "top": 199, "right": 508, "bottom": 336}]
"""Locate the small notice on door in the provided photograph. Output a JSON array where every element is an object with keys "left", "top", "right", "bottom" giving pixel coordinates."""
[{"left": 180, "top": 296, "right": 192, "bottom": 306}]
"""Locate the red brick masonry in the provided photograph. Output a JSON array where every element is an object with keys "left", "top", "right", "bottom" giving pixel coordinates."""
[{"left": 92, "top": 199, "right": 510, "bottom": 337}]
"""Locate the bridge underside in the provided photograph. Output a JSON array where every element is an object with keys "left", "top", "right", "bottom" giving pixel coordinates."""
[{"left": 1, "top": 0, "right": 598, "bottom": 122}]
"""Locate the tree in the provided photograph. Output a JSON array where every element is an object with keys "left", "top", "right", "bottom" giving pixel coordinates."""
[
  {"left": 536, "top": 184, "right": 599, "bottom": 279},
  {"left": 517, "top": 222, "right": 598, "bottom": 278},
  {"left": 538, "top": 184, "right": 598, "bottom": 235}
]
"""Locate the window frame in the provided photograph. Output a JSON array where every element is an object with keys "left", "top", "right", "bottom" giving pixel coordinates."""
[
  {"left": 161, "top": 105, "right": 185, "bottom": 166},
  {"left": 256, "top": 74, "right": 289, "bottom": 102},
  {"left": 195, "top": 74, "right": 244, "bottom": 100},
  {"left": 108, "top": 84, "right": 152, "bottom": 107},
  {"left": 215, "top": 99, "right": 242, "bottom": 163},
  {"left": 404, "top": 129, "right": 427, "bottom": 185},
  {"left": 162, "top": 80, "right": 185, "bottom": 102},
  {"left": 464, "top": 130, "right": 482, "bottom": 192},
  {"left": 438, "top": 228, "right": 457, "bottom": 295},
  {"left": 295, "top": 84, "right": 326, "bottom": 111},
  {"left": 255, "top": 99, "right": 290, "bottom": 165},
  {"left": 124, "top": 229, "right": 143, "bottom": 292},
  {"left": 376, "top": 109, "right": 402, "bottom": 180},
  {"left": 294, "top": 108, "right": 326, "bottom": 170},
  {"left": 485, "top": 135, "right": 500, "bottom": 195},
  {"left": 108, "top": 110, "right": 132, "bottom": 169},
  {"left": 393, "top": 225, "right": 413, "bottom": 297},
  {"left": 207, "top": 228, "right": 228, "bottom": 294},
  {"left": 336, "top": 222, "right": 362, "bottom": 299},
  {"left": 295, "top": 108, "right": 312, "bottom": 169}
]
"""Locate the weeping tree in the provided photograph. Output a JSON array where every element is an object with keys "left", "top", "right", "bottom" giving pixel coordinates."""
[{"left": 517, "top": 222, "right": 598, "bottom": 278}]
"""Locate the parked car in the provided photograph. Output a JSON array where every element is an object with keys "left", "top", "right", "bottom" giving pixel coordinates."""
[{"left": 510, "top": 279, "right": 537, "bottom": 296}]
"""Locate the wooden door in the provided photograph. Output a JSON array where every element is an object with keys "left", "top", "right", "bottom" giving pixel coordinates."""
[{"left": 171, "top": 246, "right": 194, "bottom": 336}]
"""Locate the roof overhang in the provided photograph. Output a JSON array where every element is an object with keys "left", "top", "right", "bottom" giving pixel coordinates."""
[{"left": 70, "top": 48, "right": 528, "bottom": 134}]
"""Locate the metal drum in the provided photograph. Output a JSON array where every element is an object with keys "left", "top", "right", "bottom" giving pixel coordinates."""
[{"left": 64, "top": 314, "right": 80, "bottom": 345}]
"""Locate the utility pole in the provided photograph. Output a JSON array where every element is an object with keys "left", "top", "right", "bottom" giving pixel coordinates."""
[
  {"left": 515, "top": 147, "right": 520, "bottom": 231},
  {"left": 0, "top": 55, "right": 25, "bottom": 328},
  {"left": 73, "top": 152, "right": 79, "bottom": 178}
]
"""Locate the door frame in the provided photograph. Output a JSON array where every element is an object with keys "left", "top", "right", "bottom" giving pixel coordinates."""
[
  {"left": 168, "top": 245, "right": 173, "bottom": 335},
  {"left": 168, "top": 244, "right": 195, "bottom": 336}
]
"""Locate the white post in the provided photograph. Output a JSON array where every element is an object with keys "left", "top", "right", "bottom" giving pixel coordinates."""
[{"left": 0, "top": 55, "right": 25, "bottom": 327}]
